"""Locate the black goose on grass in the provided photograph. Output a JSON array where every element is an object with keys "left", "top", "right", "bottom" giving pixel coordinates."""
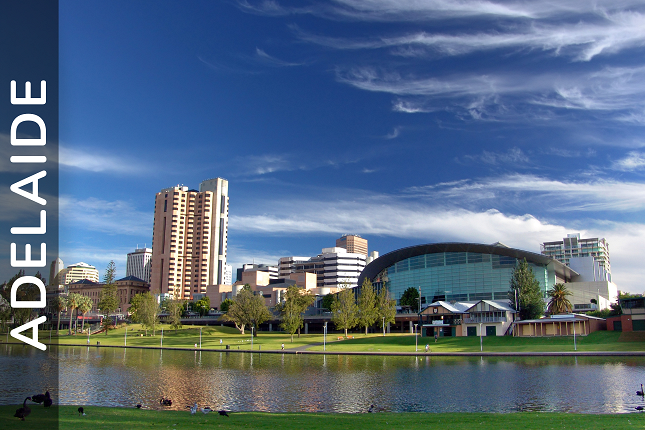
[
  {"left": 31, "top": 393, "right": 46, "bottom": 404},
  {"left": 43, "top": 391, "right": 52, "bottom": 408},
  {"left": 218, "top": 410, "right": 229, "bottom": 417},
  {"left": 14, "top": 397, "right": 32, "bottom": 421},
  {"left": 78, "top": 407, "right": 86, "bottom": 416}
]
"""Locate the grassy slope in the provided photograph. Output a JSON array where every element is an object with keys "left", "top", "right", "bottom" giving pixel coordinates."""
[
  {"left": 0, "top": 406, "right": 641, "bottom": 430},
  {"left": 44, "top": 325, "right": 645, "bottom": 353}
]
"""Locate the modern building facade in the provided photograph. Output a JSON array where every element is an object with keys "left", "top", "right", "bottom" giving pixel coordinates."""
[
  {"left": 336, "top": 234, "right": 368, "bottom": 256},
  {"left": 150, "top": 178, "right": 229, "bottom": 300},
  {"left": 126, "top": 248, "right": 152, "bottom": 283},
  {"left": 236, "top": 263, "right": 279, "bottom": 283},
  {"left": 541, "top": 233, "right": 611, "bottom": 281},
  {"left": 279, "top": 247, "right": 367, "bottom": 289},
  {"left": 358, "top": 243, "right": 576, "bottom": 306},
  {"left": 59, "top": 262, "right": 100, "bottom": 285},
  {"left": 49, "top": 257, "right": 64, "bottom": 285}
]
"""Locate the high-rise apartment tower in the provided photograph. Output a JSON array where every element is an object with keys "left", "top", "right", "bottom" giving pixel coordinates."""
[
  {"left": 541, "top": 233, "right": 610, "bottom": 277},
  {"left": 150, "top": 178, "right": 229, "bottom": 299}
]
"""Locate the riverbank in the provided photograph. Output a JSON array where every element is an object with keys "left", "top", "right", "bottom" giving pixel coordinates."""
[
  {"left": 0, "top": 406, "right": 641, "bottom": 430},
  {"left": 29, "top": 324, "right": 645, "bottom": 355}
]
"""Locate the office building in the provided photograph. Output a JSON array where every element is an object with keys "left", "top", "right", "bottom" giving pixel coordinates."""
[
  {"left": 126, "top": 248, "right": 152, "bottom": 283},
  {"left": 236, "top": 263, "right": 279, "bottom": 283},
  {"left": 336, "top": 234, "right": 368, "bottom": 256},
  {"left": 49, "top": 257, "right": 64, "bottom": 285},
  {"left": 279, "top": 247, "right": 367, "bottom": 289},
  {"left": 541, "top": 233, "right": 611, "bottom": 280},
  {"left": 150, "top": 178, "right": 229, "bottom": 299},
  {"left": 59, "top": 262, "right": 100, "bottom": 285}
]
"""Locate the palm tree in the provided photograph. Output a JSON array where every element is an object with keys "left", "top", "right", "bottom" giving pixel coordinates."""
[
  {"left": 53, "top": 295, "right": 67, "bottom": 334},
  {"left": 66, "top": 293, "right": 82, "bottom": 335},
  {"left": 547, "top": 283, "right": 573, "bottom": 315},
  {"left": 78, "top": 296, "right": 93, "bottom": 334}
]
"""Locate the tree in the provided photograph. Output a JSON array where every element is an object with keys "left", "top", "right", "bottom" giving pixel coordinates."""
[
  {"left": 98, "top": 261, "right": 119, "bottom": 335},
  {"left": 0, "top": 295, "right": 10, "bottom": 334},
  {"left": 399, "top": 287, "right": 420, "bottom": 309},
  {"left": 223, "top": 285, "right": 272, "bottom": 335},
  {"left": 163, "top": 299, "right": 183, "bottom": 331},
  {"left": 52, "top": 295, "right": 67, "bottom": 334},
  {"left": 357, "top": 279, "right": 378, "bottom": 335},
  {"left": 331, "top": 286, "right": 358, "bottom": 337},
  {"left": 66, "top": 293, "right": 83, "bottom": 334},
  {"left": 508, "top": 258, "right": 545, "bottom": 320},
  {"left": 276, "top": 285, "right": 315, "bottom": 342},
  {"left": 130, "top": 292, "right": 160, "bottom": 334},
  {"left": 1, "top": 270, "right": 46, "bottom": 327},
  {"left": 321, "top": 293, "right": 334, "bottom": 311},
  {"left": 376, "top": 286, "right": 396, "bottom": 335},
  {"left": 220, "top": 298, "right": 234, "bottom": 313},
  {"left": 77, "top": 295, "right": 93, "bottom": 333},
  {"left": 547, "top": 283, "right": 573, "bottom": 315},
  {"left": 194, "top": 296, "right": 211, "bottom": 316}
]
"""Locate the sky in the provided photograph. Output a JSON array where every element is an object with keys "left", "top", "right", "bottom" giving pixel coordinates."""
[{"left": 57, "top": 0, "right": 645, "bottom": 293}]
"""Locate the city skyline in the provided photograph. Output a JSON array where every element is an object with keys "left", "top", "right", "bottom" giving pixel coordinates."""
[{"left": 58, "top": 1, "right": 645, "bottom": 293}]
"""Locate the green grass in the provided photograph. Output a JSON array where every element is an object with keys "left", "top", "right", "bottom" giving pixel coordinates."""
[
  {"left": 0, "top": 406, "right": 641, "bottom": 430},
  {"left": 27, "top": 325, "right": 645, "bottom": 353}
]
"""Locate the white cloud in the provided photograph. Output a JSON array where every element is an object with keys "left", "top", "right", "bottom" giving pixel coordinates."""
[
  {"left": 611, "top": 151, "right": 645, "bottom": 171},
  {"left": 59, "top": 146, "right": 147, "bottom": 174},
  {"left": 58, "top": 246, "right": 133, "bottom": 280},
  {"left": 255, "top": 48, "right": 306, "bottom": 67},
  {"left": 59, "top": 195, "right": 152, "bottom": 236}
]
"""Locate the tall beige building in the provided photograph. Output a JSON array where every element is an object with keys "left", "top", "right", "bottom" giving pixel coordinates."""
[
  {"left": 150, "top": 178, "right": 229, "bottom": 299},
  {"left": 336, "top": 234, "right": 368, "bottom": 256}
]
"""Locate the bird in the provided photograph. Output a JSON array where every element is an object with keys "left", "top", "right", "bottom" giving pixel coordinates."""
[
  {"left": 31, "top": 393, "right": 46, "bottom": 404},
  {"left": 136, "top": 404, "right": 142, "bottom": 409},
  {"left": 368, "top": 404, "right": 385, "bottom": 413},
  {"left": 201, "top": 406, "right": 213, "bottom": 414},
  {"left": 218, "top": 410, "right": 230, "bottom": 417},
  {"left": 636, "top": 406, "right": 644, "bottom": 412},
  {"left": 14, "top": 397, "right": 32, "bottom": 421},
  {"left": 43, "top": 391, "right": 53, "bottom": 408},
  {"left": 160, "top": 397, "right": 172, "bottom": 406},
  {"left": 78, "top": 406, "right": 86, "bottom": 416},
  {"left": 186, "top": 403, "right": 198, "bottom": 414},
  {"left": 637, "top": 384, "right": 644, "bottom": 396}
]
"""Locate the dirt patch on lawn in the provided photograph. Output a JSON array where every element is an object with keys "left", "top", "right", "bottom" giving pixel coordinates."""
[{"left": 619, "top": 332, "right": 645, "bottom": 342}]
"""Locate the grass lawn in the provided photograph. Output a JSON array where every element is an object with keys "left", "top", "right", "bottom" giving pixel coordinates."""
[
  {"left": 0, "top": 406, "right": 642, "bottom": 430},
  {"left": 37, "top": 325, "right": 645, "bottom": 354}
]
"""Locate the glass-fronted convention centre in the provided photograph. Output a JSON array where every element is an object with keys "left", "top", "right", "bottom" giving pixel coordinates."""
[{"left": 357, "top": 243, "right": 575, "bottom": 306}]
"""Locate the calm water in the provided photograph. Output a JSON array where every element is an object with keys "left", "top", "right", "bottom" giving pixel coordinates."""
[{"left": 1, "top": 344, "right": 645, "bottom": 413}]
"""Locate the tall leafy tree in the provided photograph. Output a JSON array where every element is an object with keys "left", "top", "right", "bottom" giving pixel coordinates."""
[
  {"left": 399, "top": 287, "right": 420, "bottom": 309},
  {"left": 376, "top": 286, "right": 396, "bottom": 335},
  {"left": 66, "top": 293, "right": 83, "bottom": 334},
  {"left": 331, "top": 286, "right": 358, "bottom": 337},
  {"left": 321, "top": 293, "right": 335, "bottom": 311},
  {"left": 98, "top": 261, "right": 119, "bottom": 335},
  {"left": 223, "top": 285, "right": 272, "bottom": 335},
  {"left": 163, "top": 299, "right": 183, "bottom": 331},
  {"left": 1, "top": 270, "right": 46, "bottom": 327},
  {"left": 357, "top": 279, "right": 378, "bottom": 335},
  {"left": 508, "top": 258, "right": 545, "bottom": 320},
  {"left": 0, "top": 295, "right": 10, "bottom": 334},
  {"left": 277, "top": 285, "right": 315, "bottom": 342},
  {"left": 77, "top": 295, "right": 93, "bottom": 333},
  {"left": 220, "top": 298, "right": 234, "bottom": 313},
  {"left": 547, "top": 283, "right": 573, "bottom": 315},
  {"left": 194, "top": 296, "right": 211, "bottom": 316},
  {"left": 130, "top": 292, "right": 160, "bottom": 334}
]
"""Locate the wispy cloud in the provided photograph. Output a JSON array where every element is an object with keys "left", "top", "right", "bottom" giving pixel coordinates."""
[
  {"left": 255, "top": 48, "right": 307, "bottom": 67},
  {"left": 231, "top": 153, "right": 361, "bottom": 176},
  {"left": 612, "top": 151, "right": 645, "bottom": 171},
  {"left": 60, "top": 146, "right": 148, "bottom": 174},
  {"left": 59, "top": 196, "right": 152, "bottom": 236},
  {"left": 384, "top": 127, "right": 401, "bottom": 139},
  {"left": 462, "top": 147, "right": 530, "bottom": 166}
]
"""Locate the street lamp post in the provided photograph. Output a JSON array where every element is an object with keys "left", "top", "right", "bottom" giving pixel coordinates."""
[
  {"left": 324, "top": 322, "right": 327, "bottom": 351},
  {"left": 251, "top": 326, "right": 254, "bottom": 350},
  {"left": 125, "top": 327, "right": 127, "bottom": 346},
  {"left": 479, "top": 322, "right": 482, "bottom": 352},
  {"left": 161, "top": 328, "right": 163, "bottom": 347},
  {"left": 382, "top": 316, "right": 385, "bottom": 337},
  {"left": 573, "top": 319, "right": 577, "bottom": 351},
  {"left": 200, "top": 327, "right": 202, "bottom": 349},
  {"left": 414, "top": 323, "right": 418, "bottom": 352}
]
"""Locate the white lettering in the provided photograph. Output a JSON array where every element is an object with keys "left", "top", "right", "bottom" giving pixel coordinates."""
[
  {"left": 10, "top": 80, "right": 46, "bottom": 105},
  {"left": 10, "top": 170, "right": 46, "bottom": 205},
  {"left": 10, "top": 156, "right": 47, "bottom": 163},
  {"left": 10, "top": 316, "right": 47, "bottom": 351},
  {"left": 11, "top": 210, "right": 46, "bottom": 235},
  {"left": 10, "top": 243, "right": 46, "bottom": 267},
  {"left": 11, "top": 114, "right": 46, "bottom": 146},
  {"left": 10, "top": 276, "right": 46, "bottom": 308}
]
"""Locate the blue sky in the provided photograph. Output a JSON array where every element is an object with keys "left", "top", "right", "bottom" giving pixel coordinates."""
[{"left": 57, "top": 0, "right": 645, "bottom": 293}]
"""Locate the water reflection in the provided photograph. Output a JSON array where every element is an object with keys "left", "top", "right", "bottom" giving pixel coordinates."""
[{"left": 1, "top": 345, "right": 645, "bottom": 413}]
